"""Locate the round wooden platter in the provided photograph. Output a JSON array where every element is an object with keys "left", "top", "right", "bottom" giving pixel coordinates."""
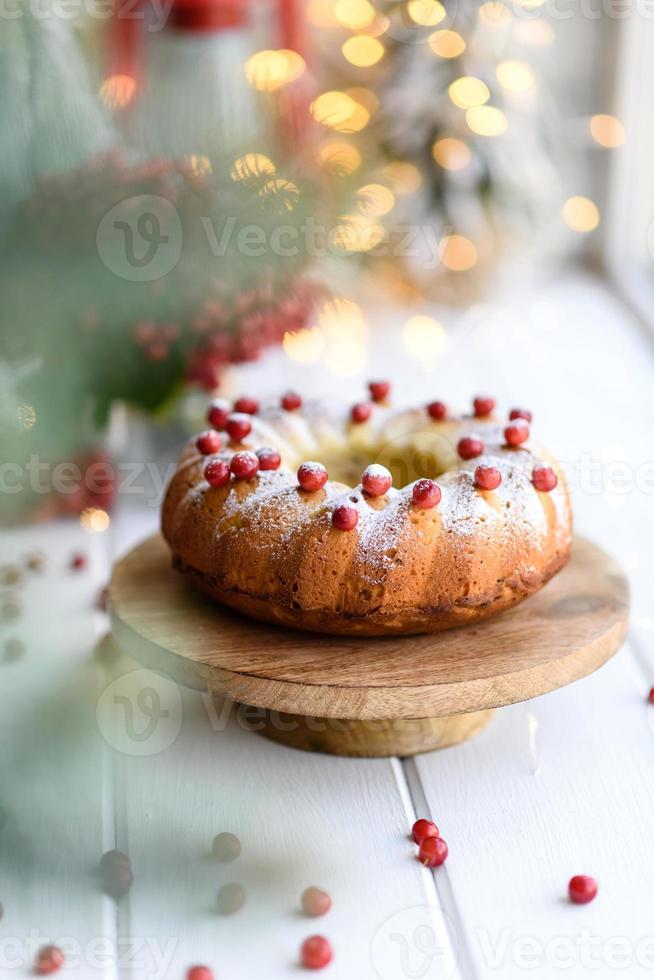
[{"left": 109, "top": 534, "right": 629, "bottom": 758}]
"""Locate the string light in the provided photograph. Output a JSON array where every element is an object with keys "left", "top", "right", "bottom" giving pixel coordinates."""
[
  {"left": 334, "top": 0, "right": 376, "bottom": 29},
  {"left": 357, "top": 183, "right": 396, "bottom": 216},
  {"left": 403, "top": 315, "right": 446, "bottom": 361},
  {"left": 590, "top": 114, "right": 625, "bottom": 148},
  {"left": 406, "top": 0, "right": 446, "bottom": 26},
  {"left": 99, "top": 75, "right": 136, "bottom": 109},
  {"left": 258, "top": 178, "right": 300, "bottom": 211},
  {"left": 439, "top": 235, "right": 478, "bottom": 271},
  {"left": 432, "top": 138, "right": 471, "bottom": 170},
  {"left": 429, "top": 30, "right": 466, "bottom": 58},
  {"left": 244, "top": 50, "right": 305, "bottom": 91},
  {"left": 496, "top": 60, "right": 535, "bottom": 92},
  {"left": 466, "top": 106, "right": 508, "bottom": 136},
  {"left": 562, "top": 196, "right": 600, "bottom": 232},
  {"left": 311, "top": 92, "right": 370, "bottom": 131},
  {"left": 231, "top": 154, "right": 276, "bottom": 181},
  {"left": 317, "top": 141, "right": 362, "bottom": 175},
  {"left": 80, "top": 508, "right": 111, "bottom": 533},
  {"left": 448, "top": 77, "right": 490, "bottom": 109},
  {"left": 342, "top": 35, "right": 385, "bottom": 67},
  {"left": 382, "top": 161, "right": 423, "bottom": 194},
  {"left": 478, "top": 2, "right": 512, "bottom": 24}
]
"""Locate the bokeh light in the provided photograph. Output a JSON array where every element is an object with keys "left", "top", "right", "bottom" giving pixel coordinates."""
[
  {"left": 403, "top": 315, "right": 446, "bottom": 361},
  {"left": 496, "top": 60, "right": 535, "bottom": 93},
  {"left": 407, "top": 0, "right": 446, "bottom": 25},
  {"left": 99, "top": 75, "right": 136, "bottom": 109},
  {"left": 466, "top": 106, "right": 508, "bottom": 136},
  {"left": 283, "top": 328, "right": 326, "bottom": 362},
  {"left": 478, "top": 2, "right": 512, "bottom": 24},
  {"left": 438, "top": 234, "right": 478, "bottom": 271},
  {"left": 334, "top": 0, "right": 376, "bottom": 29},
  {"left": 245, "top": 50, "right": 306, "bottom": 91},
  {"left": 432, "top": 137, "right": 471, "bottom": 170},
  {"left": 17, "top": 404, "right": 37, "bottom": 430},
  {"left": 383, "top": 161, "right": 423, "bottom": 195},
  {"left": 514, "top": 18, "right": 555, "bottom": 44},
  {"left": 80, "top": 508, "right": 110, "bottom": 533},
  {"left": 357, "top": 184, "right": 396, "bottom": 216},
  {"left": 342, "top": 35, "right": 385, "bottom": 67},
  {"left": 449, "top": 77, "right": 490, "bottom": 109},
  {"left": 562, "top": 196, "right": 600, "bottom": 232},
  {"left": 184, "top": 155, "right": 212, "bottom": 177},
  {"left": 590, "top": 114, "right": 625, "bottom": 148},
  {"left": 317, "top": 141, "right": 362, "bottom": 175},
  {"left": 311, "top": 91, "right": 370, "bottom": 131},
  {"left": 230, "top": 154, "right": 276, "bottom": 181},
  {"left": 429, "top": 30, "right": 466, "bottom": 58},
  {"left": 258, "top": 178, "right": 300, "bottom": 211}
]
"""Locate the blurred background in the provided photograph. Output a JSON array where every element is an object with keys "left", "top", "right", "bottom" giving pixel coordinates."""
[{"left": 0, "top": 0, "right": 648, "bottom": 527}]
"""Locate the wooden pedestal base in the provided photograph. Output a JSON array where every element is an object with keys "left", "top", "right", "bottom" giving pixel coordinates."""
[
  {"left": 109, "top": 534, "right": 628, "bottom": 758},
  {"left": 250, "top": 708, "right": 495, "bottom": 758}
]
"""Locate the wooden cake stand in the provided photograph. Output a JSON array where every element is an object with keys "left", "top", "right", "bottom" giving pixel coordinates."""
[{"left": 109, "top": 535, "right": 628, "bottom": 758}]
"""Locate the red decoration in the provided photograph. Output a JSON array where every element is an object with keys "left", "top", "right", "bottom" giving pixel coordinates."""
[
  {"left": 257, "top": 448, "right": 282, "bottom": 470},
  {"left": 351, "top": 403, "right": 372, "bottom": 424},
  {"left": 532, "top": 464, "right": 558, "bottom": 492},
  {"left": 301, "top": 887, "right": 332, "bottom": 917},
  {"left": 509, "top": 407, "right": 533, "bottom": 423},
  {"left": 427, "top": 401, "right": 447, "bottom": 421},
  {"left": 332, "top": 504, "right": 358, "bottom": 531},
  {"left": 474, "top": 465, "right": 502, "bottom": 491},
  {"left": 412, "top": 480, "right": 442, "bottom": 510},
  {"left": 234, "top": 396, "right": 259, "bottom": 415},
  {"left": 70, "top": 552, "right": 87, "bottom": 571},
  {"left": 473, "top": 396, "right": 496, "bottom": 417},
  {"left": 300, "top": 936, "right": 333, "bottom": 970},
  {"left": 362, "top": 465, "right": 392, "bottom": 497},
  {"left": 281, "top": 391, "right": 302, "bottom": 411},
  {"left": 412, "top": 819, "right": 439, "bottom": 845},
  {"left": 458, "top": 437, "right": 484, "bottom": 460},
  {"left": 230, "top": 452, "right": 259, "bottom": 480},
  {"left": 418, "top": 837, "right": 448, "bottom": 868},
  {"left": 186, "top": 968, "right": 214, "bottom": 980},
  {"left": 504, "top": 421, "right": 530, "bottom": 447},
  {"left": 205, "top": 458, "right": 231, "bottom": 487},
  {"left": 226, "top": 413, "right": 252, "bottom": 442},
  {"left": 207, "top": 398, "right": 231, "bottom": 430},
  {"left": 35, "top": 947, "right": 65, "bottom": 976},
  {"left": 648, "top": 687, "right": 654, "bottom": 705},
  {"left": 298, "top": 462, "right": 328, "bottom": 492},
  {"left": 196, "top": 430, "right": 222, "bottom": 455},
  {"left": 368, "top": 380, "right": 390, "bottom": 403},
  {"left": 568, "top": 875, "right": 597, "bottom": 904}
]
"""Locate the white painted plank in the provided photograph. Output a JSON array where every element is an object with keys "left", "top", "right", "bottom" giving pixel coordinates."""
[{"left": 0, "top": 524, "right": 115, "bottom": 979}]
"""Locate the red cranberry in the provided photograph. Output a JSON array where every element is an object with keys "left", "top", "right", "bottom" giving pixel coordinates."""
[
  {"left": 504, "top": 420, "right": 530, "bottom": 447},
  {"left": 281, "top": 390, "right": 302, "bottom": 411},
  {"left": 187, "top": 967, "right": 213, "bottom": 980},
  {"left": 257, "top": 447, "right": 281, "bottom": 470},
  {"left": 412, "top": 480, "right": 441, "bottom": 509},
  {"left": 204, "top": 458, "right": 230, "bottom": 487},
  {"left": 300, "top": 936, "right": 333, "bottom": 970},
  {"left": 412, "top": 819, "right": 439, "bottom": 844},
  {"left": 298, "top": 462, "right": 328, "bottom": 492},
  {"left": 568, "top": 875, "right": 597, "bottom": 904},
  {"left": 532, "top": 464, "right": 558, "bottom": 492},
  {"left": 301, "top": 887, "right": 332, "bottom": 917},
  {"left": 427, "top": 401, "right": 447, "bottom": 421},
  {"left": 509, "top": 407, "right": 532, "bottom": 423},
  {"left": 458, "top": 436, "right": 484, "bottom": 460},
  {"left": 234, "top": 396, "right": 259, "bottom": 415},
  {"left": 473, "top": 395, "right": 495, "bottom": 417},
  {"left": 226, "top": 413, "right": 252, "bottom": 442},
  {"left": 70, "top": 552, "right": 87, "bottom": 571},
  {"left": 368, "top": 380, "right": 390, "bottom": 402},
  {"left": 362, "top": 464, "right": 392, "bottom": 497},
  {"left": 474, "top": 465, "right": 502, "bottom": 491},
  {"left": 207, "top": 398, "right": 231, "bottom": 430},
  {"left": 418, "top": 836, "right": 448, "bottom": 868},
  {"left": 35, "top": 946, "right": 65, "bottom": 975},
  {"left": 351, "top": 402, "right": 372, "bottom": 424},
  {"left": 196, "top": 430, "right": 222, "bottom": 455},
  {"left": 648, "top": 687, "right": 654, "bottom": 705},
  {"left": 332, "top": 504, "right": 358, "bottom": 531},
  {"left": 230, "top": 452, "right": 259, "bottom": 480}
]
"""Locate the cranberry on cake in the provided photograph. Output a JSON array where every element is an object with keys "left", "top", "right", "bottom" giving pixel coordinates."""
[{"left": 161, "top": 385, "right": 571, "bottom": 636}]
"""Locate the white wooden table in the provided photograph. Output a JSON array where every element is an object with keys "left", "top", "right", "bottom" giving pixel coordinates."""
[{"left": 2, "top": 273, "right": 654, "bottom": 980}]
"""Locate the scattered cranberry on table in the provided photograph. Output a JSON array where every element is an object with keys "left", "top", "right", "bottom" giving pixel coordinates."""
[
  {"left": 301, "top": 886, "right": 332, "bottom": 917},
  {"left": 418, "top": 836, "right": 449, "bottom": 868},
  {"left": 257, "top": 447, "right": 282, "bottom": 471},
  {"left": 504, "top": 421, "right": 530, "bottom": 447},
  {"left": 298, "top": 462, "right": 328, "bottom": 492},
  {"left": 187, "top": 966, "right": 213, "bottom": 980},
  {"left": 368, "top": 380, "right": 390, "bottom": 403},
  {"left": 234, "top": 396, "right": 259, "bottom": 415},
  {"left": 532, "top": 464, "right": 558, "bottom": 492},
  {"left": 351, "top": 402, "right": 372, "bottom": 424},
  {"left": 206, "top": 398, "right": 231, "bottom": 430},
  {"left": 301, "top": 935, "right": 333, "bottom": 970},
  {"left": 412, "top": 479, "right": 442, "bottom": 510},
  {"left": 568, "top": 875, "right": 597, "bottom": 904},
  {"left": 230, "top": 452, "right": 259, "bottom": 481},
  {"left": 473, "top": 395, "right": 496, "bottom": 417},
  {"left": 457, "top": 437, "right": 484, "bottom": 460},
  {"left": 226, "top": 413, "right": 252, "bottom": 442},
  {"left": 196, "top": 430, "right": 222, "bottom": 456},
  {"left": 281, "top": 391, "right": 302, "bottom": 411},
  {"left": 204, "top": 459, "right": 231, "bottom": 488},
  {"left": 509, "top": 407, "right": 533, "bottom": 423},
  {"left": 35, "top": 946, "right": 65, "bottom": 975},
  {"left": 474, "top": 465, "right": 502, "bottom": 491},
  {"left": 70, "top": 552, "right": 87, "bottom": 572},
  {"left": 427, "top": 400, "right": 447, "bottom": 421},
  {"left": 412, "top": 818, "right": 439, "bottom": 845},
  {"left": 362, "top": 464, "right": 392, "bottom": 497},
  {"left": 332, "top": 504, "right": 358, "bottom": 531}
]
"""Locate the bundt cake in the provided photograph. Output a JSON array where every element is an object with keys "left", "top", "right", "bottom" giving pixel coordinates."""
[{"left": 161, "top": 384, "right": 572, "bottom": 636}]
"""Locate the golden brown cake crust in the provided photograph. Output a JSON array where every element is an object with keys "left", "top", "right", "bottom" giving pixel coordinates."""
[{"left": 161, "top": 400, "right": 572, "bottom": 636}]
